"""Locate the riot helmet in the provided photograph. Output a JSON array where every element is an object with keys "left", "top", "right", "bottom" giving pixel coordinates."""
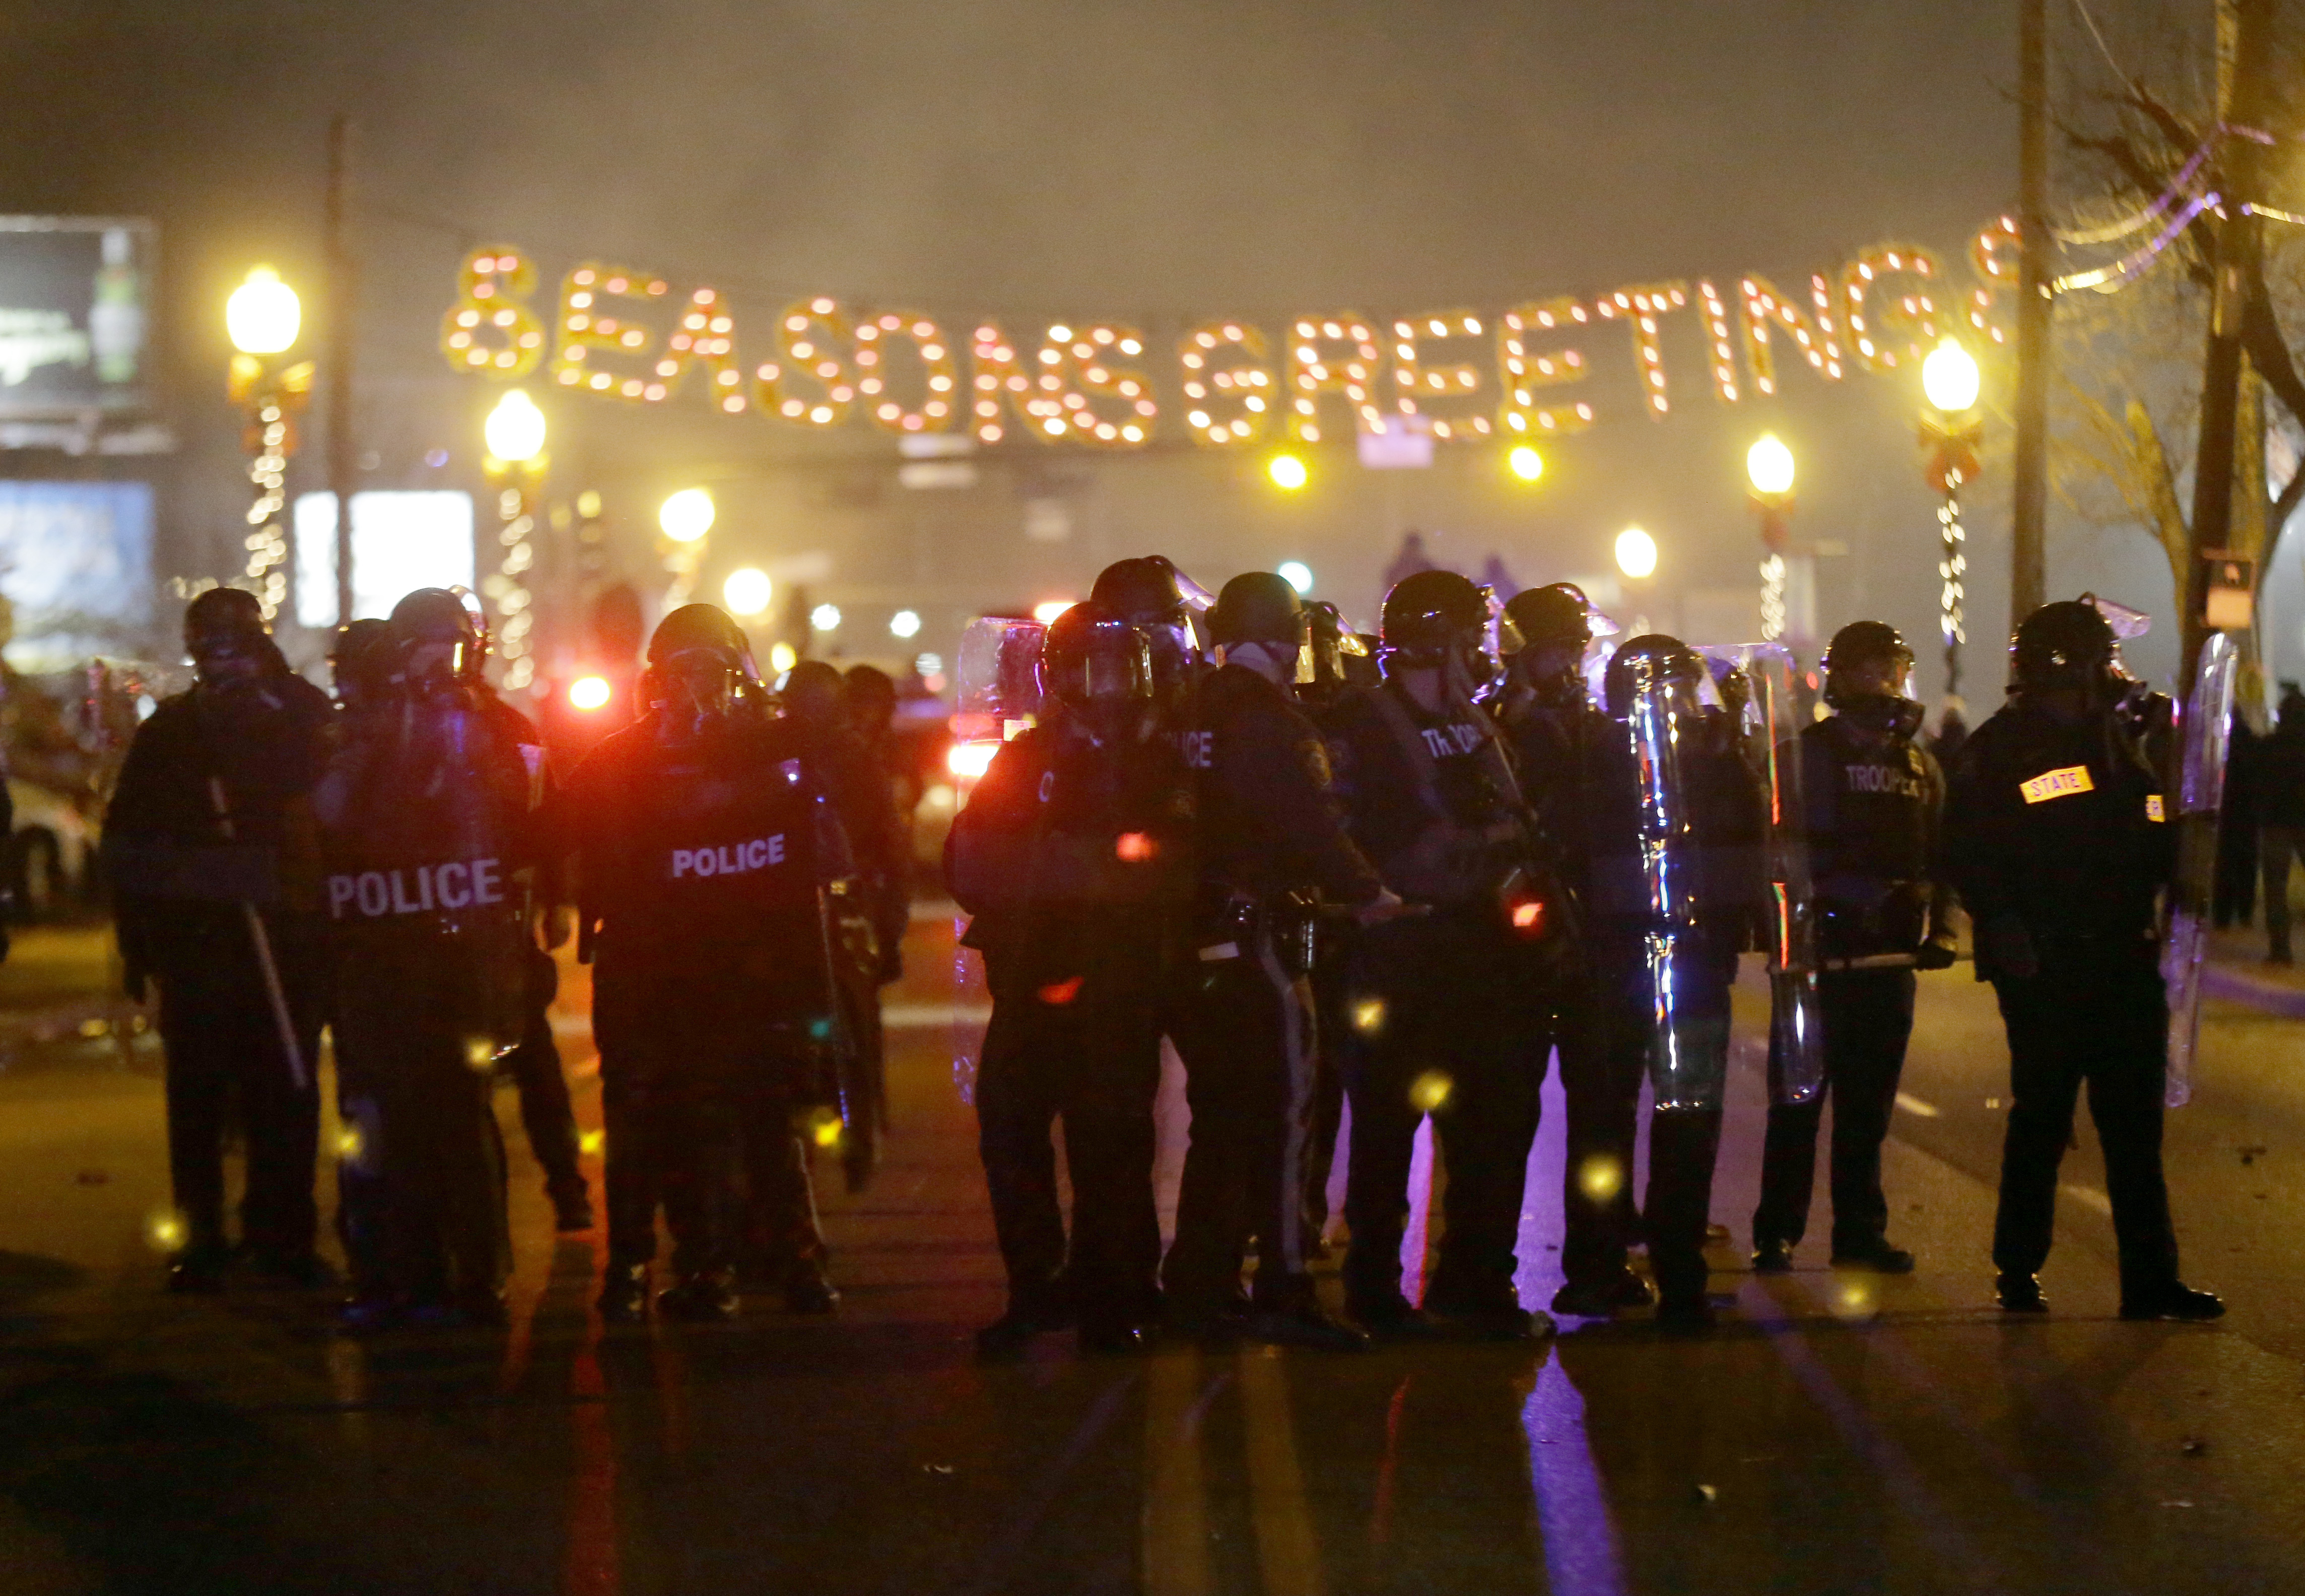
[
  {"left": 1602, "top": 634, "right": 1706, "bottom": 720},
  {"left": 780, "top": 659, "right": 847, "bottom": 730},
  {"left": 1091, "top": 554, "right": 1209, "bottom": 698},
  {"left": 389, "top": 587, "right": 486, "bottom": 697},
  {"left": 2009, "top": 599, "right": 2119, "bottom": 699},
  {"left": 330, "top": 618, "right": 394, "bottom": 711},
  {"left": 1381, "top": 569, "right": 1489, "bottom": 662},
  {"left": 1304, "top": 600, "right": 1371, "bottom": 689},
  {"left": 1822, "top": 619, "right": 1924, "bottom": 737},
  {"left": 1504, "top": 583, "right": 1610, "bottom": 706},
  {"left": 1038, "top": 601, "right": 1154, "bottom": 740},
  {"left": 844, "top": 663, "right": 898, "bottom": 739},
  {"left": 184, "top": 587, "right": 279, "bottom": 689},
  {"left": 644, "top": 602, "right": 756, "bottom": 732},
  {"left": 1208, "top": 571, "right": 1309, "bottom": 681}
]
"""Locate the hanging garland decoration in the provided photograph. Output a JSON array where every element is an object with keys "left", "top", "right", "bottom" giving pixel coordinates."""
[
  {"left": 1593, "top": 283, "right": 1689, "bottom": 417},
  {"left": 1739, "top": 273, "right": 1846, "bottom": 395},
  {"left": 1180, "top": 321, "right": 1274, "bottom": 447},
  {"left": 855, "top": 313, "right": 959, "bottom": 433},
  {"left": 1286, "top": 316, "right": 1382, "bottom": 444},
  {"left": 439, "top": 247, "right": 547, "bottom": 378},
  {"left": 1497, "top": 299, "right": 1595, "bottom": 438},
  {"left": 441, "top": 221, "right": 2032, "bottom": 447},
  {"left": 550, "top": 264, "right": 673, "bottom": 400},
  {"left": 756, "top": 298, "right": 856, "bottom": 426},
  {"left": 1389, "top": 311, "right": 1493, "bottom": 440}
]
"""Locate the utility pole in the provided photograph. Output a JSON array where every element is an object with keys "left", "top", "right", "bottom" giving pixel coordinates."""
[
  {"left": 2010, "top": 0, "right": 2052, "bottom": 627},
  {"left": 324, "top": 114, "right": 357, "bottom": 631},
  {"left": 2185, "top": 0, "right": 2275, "bottom": 687}
]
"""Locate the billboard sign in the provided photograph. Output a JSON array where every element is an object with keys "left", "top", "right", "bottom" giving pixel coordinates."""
[
  {"left": 0, "top": 218, "right": 155, "bottom": 420},
  {"left": 294, "top": 492, "right": 477, "bottom": 628},
  {"left": 0, "top": 480, "right": 157, "bottom": 669}
]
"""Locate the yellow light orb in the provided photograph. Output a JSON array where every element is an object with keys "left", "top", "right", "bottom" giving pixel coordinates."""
[
  {"left": 1746, "top": 433, "right": 1796, "bottom": 497},
  {"left": 1278, "top": 561, "right": 1313, "bottom": 595},
  {"left": 1615, "top": 526, "right": 1659, "bottom": 580},
  {"left": 1408, "top": 1070, "right": 1454, "bottom": 1114},
  {"left": 1267, "top": 452, "right": 1310, "bottom": 492},
  {"left": 810, "top": 603, "right": 842, "bottom": 633},
  {"left": 890, "top": 609, "right": 922, "bottom": 639},
  {"left": 1507, "top": 444, "right": 1545, "bottom": 483},
  {"left": 1032, "top": 599, "right": 1075, "bottom": 625},
  {"left": 568, "top": 674, "right": 612, "bottom": 711},
  {"left": 723, "top": 567, "right": 773, "bottom": 617},
  {"left": 483, "top": 389, "right": 548, "bottom": 464},
  {"left": 769, "top": 642, "right": 798, "bottom": 673},
  {"left": 1922, "top": 337, "right": 1981, "bottom": 413},
  {"left": 226, "top": 264, "right": 301, "bottom": 356},
  {"left": 658, "top": 487, "right": 715, "bottom": 543}
]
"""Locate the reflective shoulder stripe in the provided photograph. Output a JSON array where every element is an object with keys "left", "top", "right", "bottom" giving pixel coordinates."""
[{"left": 2018, "top": 765, "right": 2095, "bottom": 804}]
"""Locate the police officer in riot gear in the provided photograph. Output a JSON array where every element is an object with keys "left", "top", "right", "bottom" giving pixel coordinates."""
[
  {"left": 1598, "top": 636, "right": 1767, "bottom": 1329},
  {"left": 1945, "top": 600, "right": 2223, "bottom": 1320},
  {"left": 320, "top": 589, "right": 536, "bottom": 1327},
  {"left": 107, "top": 587, "right": 333, "bottom": 1293},
  {"left": 1090, "top": 555, "right": 1208, "bottom": 710},
  {"left": 569, "top": 603, "right": 845, "bottom": 1323},
  {"left": 947, "top": 602, "right": 1190, "bottom": 1355},
  {"left": 1322, "top": 570, "right": 1566, "bottom": 1339},
  {"left": 1294, "top": 598, "right": 1373, "bottom": 1250},
  {"left": 1494, "top": 583, "right": 1657, "bottom": 1318},
  {"left": 1164, "top": 573, "right": 1399, "bottom": 1349},
  {"left": 1751, "top": 621, "right": 1955, "bottom": 1276}
]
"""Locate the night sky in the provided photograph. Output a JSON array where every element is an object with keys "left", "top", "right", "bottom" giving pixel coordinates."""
[{"left": 0, "top": 2, "right": 2217, "bottom": 691}]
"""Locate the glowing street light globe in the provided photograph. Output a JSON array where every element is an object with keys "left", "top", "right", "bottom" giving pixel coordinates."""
[
  {"left": 810, "top": 603, "right": 842, "bottom": 633},
  {"left": 1746, "top": 433, "right": 1796, "bottom": 497},
  {"left": 1267, "top": 453, "right": 1310, "bottom": 492},
  {"left": 889, "top": 609, "right": 922, "bottom": 639},
  {"left": 658, "top": 487, "right": 715, "bottom": 543},
  {"left": 1615, "top": 526, "right": 1659, "bottom": 580},
  {"left": 1922, "top": 338, "right": 1981, "bottom": 414},
  {"left": 1507, "top": 444, "right": 1545, "bottom": 483},
  {"left": 483, "top": 389, "right": 548, "bottom": 464},
  {"left": 568, "top": 675, "right": 611, "bottom": 711},
  {"left": 1278, "top": 561, "right": 1313, "bottom": 595},
  {"left": 226, "top": 265, "right": 301, "bottom": 356},
  {"left": 722, "top": 567, "right": 773, "bottom": 617}
]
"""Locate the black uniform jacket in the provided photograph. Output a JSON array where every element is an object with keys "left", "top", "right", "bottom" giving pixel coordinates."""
[
  {"left": 1187, "top": 665, "right": 1383, "bottom": 915},
  {"left": 1944, "top": 696, "right": 2172, "bottom": 968},
  {"left": 945, "top": 718, "right": 1194, "bottom": 988},
  {"left": 1323, "top": 676, "right": 1546, "bottom": 913},
  {"left": 1797, "top": 716, "right": 1954, "bottom": 960},
  {"left": 105, "top": 672, "right": 333, "bottom": 986}
]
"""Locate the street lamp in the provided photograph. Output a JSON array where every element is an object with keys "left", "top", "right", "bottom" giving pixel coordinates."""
[
  {"left": 226, "top": 266, "right": 310, "bottom": 621},
  {"left": 1506, "top": 444, "right": 1545, "bottom": 483},
  {"left": 1615, "top": 526, "right": 1658, "bottom": 580},
  {"left": 1920, "top": 337, "right": 1983, "bottom": 700},
  {"left": 1746, "top": 433, "right": 1796, "bottom": 641},
  {"left": 482, "top": 389, "right": 548, "bottom": 689},
  {"left": 657, "top": 487, "right": 715, "bottom": 608},
  {"left": 1267, "top": 453, "right": 1310, "bottom": 492},
  {"left": 723, "top": 567, "right": 772, "bottom": 617}
]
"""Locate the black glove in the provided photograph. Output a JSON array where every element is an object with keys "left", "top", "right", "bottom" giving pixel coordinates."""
[
  {"left": 1914, "top": 937, "right": 1958, "bottom": 972},
  {"left": 1978, "top": 916, "right": 2038, "bottom": 981}
]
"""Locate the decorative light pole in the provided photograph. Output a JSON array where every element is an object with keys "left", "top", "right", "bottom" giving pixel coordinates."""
[
  {"left": 658, "top": 487, "right": 715, "bottom": 608},
  {"left": 225, "top": 266, "right": 310, "bottom": 621},
  {"left": 1920, "top": 338, "right": 1983, "bottom": 699},
  {"left": 482, "top": 390, "right": 548, "bottom": 689},
  {"left": 1746, "top": 433, "right": 1796, "bottom": 642}
]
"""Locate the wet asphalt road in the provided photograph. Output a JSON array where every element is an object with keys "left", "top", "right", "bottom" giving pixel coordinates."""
[{"left": 0, "top": 915, "right": 2301, "bottom": 1595}]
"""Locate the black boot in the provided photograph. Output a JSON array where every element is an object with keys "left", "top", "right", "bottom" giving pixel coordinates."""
[
  {"left": 975, "top": 1280, "right": 1076, "bottom": 1360},
  {"left": 785, "top": 1257, "right": 841, "bottom": 1315},
  {"left": 1995, "top": 1272, "right": 2048, "bottom": 1313},
  {"left": 2120, "top": 1282, "right": 2225, "bottom": 1322},
  {"left": 597, "top": 1262, "right": 650, "bottom": 1324},
  {"left": 658, "top": 1270, "right": 741, "bottom": 1323}
]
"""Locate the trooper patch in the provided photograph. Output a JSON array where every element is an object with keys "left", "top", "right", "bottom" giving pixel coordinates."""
[
  {"left": 2146, "top": 794, "right": 2166, "bottom": 822},
  {"left": 2018, "top": 765, "right": 2094, "bottom": 804},
  {"left": 670, "top": 835, "right": 787, "bottom": 879},
  {"left": 1844, "top": 763, "right": 1925, "bottom": 799},
  {"left": 328, "top": 858, "right": 505, "bottom": 919},
  {"left": 1418, "top": 720, "right": 1488, "bottom": 759}
]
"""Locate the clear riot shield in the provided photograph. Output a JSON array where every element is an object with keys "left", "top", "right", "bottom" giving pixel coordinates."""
[
  {"left": 2162, "top": 632, "right": 2238, "bottom": 1109},
  {"left": 952, "top": 616, "right": 1046, "bottom": 746},
  {"left": 1621, "top": 645, "right": 1729, "bottom": 1112},
  {"left": 1700, "top": 643, "right": 1824, "bottom": 1106}
]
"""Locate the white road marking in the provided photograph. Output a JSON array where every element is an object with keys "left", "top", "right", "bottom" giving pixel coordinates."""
[
  {"left": 884, "top": 1003, "right": 993, "bottom": 1027},
  {"left": 2060, "top": 1184, "right": 2114, "bottom": 1215},
  {"left": 1894, "top": 1092, "right": 1940, "bottom": 1119}
]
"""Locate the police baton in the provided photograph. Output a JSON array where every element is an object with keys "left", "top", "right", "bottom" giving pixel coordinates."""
[{"left": 207, "top": 777, "right": 310, "bottom": 1093}]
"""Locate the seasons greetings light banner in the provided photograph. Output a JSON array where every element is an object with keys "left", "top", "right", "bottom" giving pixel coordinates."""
[{"left": 439, "top": 216, "right": 2022, "bottom": 448}]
